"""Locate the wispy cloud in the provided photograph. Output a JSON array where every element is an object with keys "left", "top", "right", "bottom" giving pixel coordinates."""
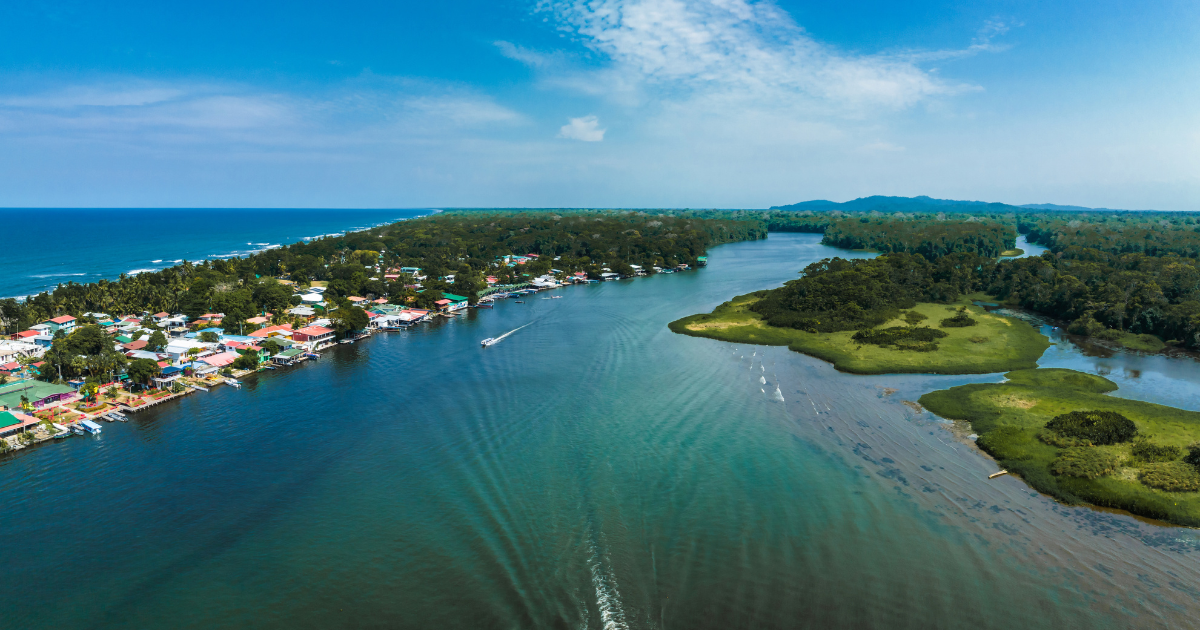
[
  {"left": 558, "top": 115, "right": 606, "bottom": 141},
  {"left": 534, "top": 0, "right": 978, "bottom": 111}
]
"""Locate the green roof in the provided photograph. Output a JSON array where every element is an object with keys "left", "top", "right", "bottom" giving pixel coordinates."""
[
  {"left": 442, "top": 293, "right": 468, "bottom": 302},
  {"left": 0, "top": 381, "right": 75, "bottom": 410},
  {"left": 0, "top": 411, "right": 24, "bottom": 429},
  {"left": 277, "top": 348, "right": 304, "bottom": 358}
]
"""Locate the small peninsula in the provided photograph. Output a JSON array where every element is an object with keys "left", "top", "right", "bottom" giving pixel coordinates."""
[
  {"left": 920, "top": 369, "right": 1200, "bottom": 527},
  {"left": 669, "top": 252, "right": 1050, "bottom": 375},
  {"left": 670, "top": 293, "right": 1048, "bottom": 374}
]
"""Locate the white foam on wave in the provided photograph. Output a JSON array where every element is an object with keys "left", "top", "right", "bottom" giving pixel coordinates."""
[
  {"left": 30, "top": 273, "right": 87, "bottom": 278},
  {"left": 588, "top": 546, "right": 628, "bottom": 630},
  {"left": 151, "top": 259, "right": 163, "bottom": 263},
  {"left": 127, "top": 268, "right": 159, "bottom": 276}
]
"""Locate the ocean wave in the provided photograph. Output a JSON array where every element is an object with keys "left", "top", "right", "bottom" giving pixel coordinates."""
[
  {"left": 151, "top": 260, "right": 163, "bottom": 263},
  {"left": 127, "top": 268, "right": 159, "bottom": 276},
  {"left": 29, "top": 273, "right": 87, "bottom": 278}
]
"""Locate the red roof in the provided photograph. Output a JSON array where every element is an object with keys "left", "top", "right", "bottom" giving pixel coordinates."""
[
  {"left": 14, "top": 330, "right": 38, "bottom": 338},
  {"left": 434, "top": 299, "right": 452, "bottom": 305},
  {"left": 49, "top": 315, "right": 76, "bottom": 324},
  {"left": 0, "top": 362, "right": 19, "bottom": 371},
  {"left": 295, "top": 325, "right": 334, "bottom": 337},
  {"left": 248, "top": 324, "right": 293, "bottom": 338},
  {"left": 153, "top": 312, "right": 170, "bottom": 318},
  {"left": 347, "top": 296, "right": 367, "bottom": 302},
  {"left": 122, "top": 340, "right": 148, "bottom": 350},
  {"left": 157, "top": 361, "right": 169, "bottom": 368}
]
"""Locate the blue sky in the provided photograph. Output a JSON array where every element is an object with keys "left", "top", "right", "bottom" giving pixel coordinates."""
[{"left": 1, "top": 0, "right": 1197, "bottom": 209}]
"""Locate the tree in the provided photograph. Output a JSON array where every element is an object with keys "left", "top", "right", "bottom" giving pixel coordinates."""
[
  {"left": 232, "top": 351, "right": 259, "bottom": 370},
  {"left": 147, "top": 330, "right": 168, "bottom": 351},
  {"left": 260, "top": 339, "right": 283, "bottom": 356},
  {"left": 126, "top": 358, "right": 161, "bottom": 390},
  {"left": 329, "top": 306, "right": 369, "bottom": 339},
  {"left": 199, "top": 331, "right": 219, "bottom": 343}
]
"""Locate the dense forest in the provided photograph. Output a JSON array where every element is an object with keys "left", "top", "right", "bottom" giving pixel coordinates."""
[
  {"left": 0, "top": 211, "right": 764, "bottom": 335},
  {"left": 749, "top": 253, "right": 994, "bottom": 332},
  {"left": 709, "top": 200, "right": 1200, "bottom": 350}
]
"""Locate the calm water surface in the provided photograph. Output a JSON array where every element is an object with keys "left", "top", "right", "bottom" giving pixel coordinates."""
[{"left": 2, "top": 233, "right": 1198, "bottom": 629}]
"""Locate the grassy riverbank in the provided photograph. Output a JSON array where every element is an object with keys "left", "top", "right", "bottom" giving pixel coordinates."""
[
  {"left": 920, "top": 368, "right": 1200, "bottom": 526},
  {"left": 669, "top": 294, "right": 1049, "bottom": 374}
]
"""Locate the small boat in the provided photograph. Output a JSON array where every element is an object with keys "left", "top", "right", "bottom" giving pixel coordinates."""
[
  {"left": 224, "top": 379, "right": 241, "bottom": 388},
  {"left": 480, "top": 337, "right": 497, "bottom": 346},
  {"left": 988, "top": 470, "right": 1009, "bottom": 479},
  {"left": 340, "top": 339, "right": 354, "bottom": 344},
  {"left": 514, "top": 301, "right": 524, "bottom": 303},
  {"left": 551, "top": 296, "right": 563, "bottom": 299},
  {"left": 476, "top": 303, "right": 493, "bottom": 308},
  {"left": 79, "top": 419, "right": 103, "bottom": 435},
  {"left": 53, "top": 423, "right": 71, "bottom": 438}
]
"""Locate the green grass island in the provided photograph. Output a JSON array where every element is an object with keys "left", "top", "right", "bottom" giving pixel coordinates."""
[
  {"left": 920, "top": 369, "right": 1200, "bottom": 527},
  {"left": 669, "top": 293, "right": 1050, "bottom": 375}
]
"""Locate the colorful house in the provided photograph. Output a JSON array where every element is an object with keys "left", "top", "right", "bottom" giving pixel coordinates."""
[
  {"left": 293, "top": 325, "right": 335, "bottom": 347},
  {"left": 43, "top": 315, "right": 77, "bottom": 335}
]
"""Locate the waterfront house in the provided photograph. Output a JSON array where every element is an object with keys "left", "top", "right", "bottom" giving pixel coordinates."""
[
  {"left": 0, "top": 410, "right": 40, "bottom": 438},
  {"left": 43, "top": 315, "right": 77, "bottom": 335},
  {"left": 292, "top": 325, "right": 335, "bottom": 348},
  {"left": 438, "top": 293, "right": 469, "bottom": 312},
  {"left": 272, "top": 348, "right": 305, "bottom": 365},
  {"left": 0, "top": 381, "right": 76, "bottom": 410},
  {"left": 153, "top": 366, "right": 185, "bottom": 389},
  {"left": 197, "top": 351, "right": 239, "bottom": 372}
]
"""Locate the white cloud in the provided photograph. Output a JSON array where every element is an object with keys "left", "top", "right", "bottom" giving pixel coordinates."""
[
  {"left": 535, "top": 0, "right": 977, "bottom": 111},
  {"left": 558, "top": 115, "right": 606, "bottom": 141}
]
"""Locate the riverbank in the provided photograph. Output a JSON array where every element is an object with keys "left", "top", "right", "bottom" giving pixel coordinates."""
[
  {"left": 919, "top": 368, "right": 1200, "bottom": 527},
  {"left": 670, "top": 293, "right": 1050, "bottom": 375}
]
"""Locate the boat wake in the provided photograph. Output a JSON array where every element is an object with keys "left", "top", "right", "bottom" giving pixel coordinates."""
[
  {"left": 588, "top": 544, "right": 629, "bottom": 630},
  {"left": 480, "top": 323, "right": 532, "bottom": 347}
]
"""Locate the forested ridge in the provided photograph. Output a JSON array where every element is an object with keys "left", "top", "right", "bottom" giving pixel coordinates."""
[{"left": 0, "top": 211, "right": 764, "bottom": 335}]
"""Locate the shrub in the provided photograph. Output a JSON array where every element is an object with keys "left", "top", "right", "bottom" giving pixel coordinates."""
[
  {"left": 969, "top": 336, "right": 989, "bottom": 343},
  {"left": 1050, "top": 447, "right": 1119, "bottom": 479},
  {"left": 941, "top": 307, "right": 977, "bottom": 328},
  {"left": 1185, "top": 444, "right": 1200, "bottom": 468},
  {"left": 1139, "top": 462, "right": 1200, "bottom": 492},
  {"left": 902, "top": 311, "right": 928, "bottom": 325},
  {"left": 1044, "top": 410, "right": 1137, "bottom": 445},
  {"left": 1038, "top": 430, "right": 1091, "bottom": 448},
  {"left": 851, "top": 326, "right": 948, "bottom": 349},
  {"left": 1130, "top": 439, "right": 1181, "bottom": 463}
]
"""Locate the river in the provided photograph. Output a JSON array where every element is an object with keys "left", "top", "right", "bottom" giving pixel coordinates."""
[{"left": 1, "top": 233, "right": 1197, "bottom": 629}]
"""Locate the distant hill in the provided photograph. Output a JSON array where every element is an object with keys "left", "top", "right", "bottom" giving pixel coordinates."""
[{"left": 769, "top": 196, "right": 1142, "bottom": 213}]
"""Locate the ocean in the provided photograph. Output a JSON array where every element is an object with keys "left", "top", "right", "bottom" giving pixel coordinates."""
[
  {"left": 1, "top": 233, "right": 1198, "bottom": 629},
  {"left": 0, "top": 208, "right": 432, "bottom": 299}
]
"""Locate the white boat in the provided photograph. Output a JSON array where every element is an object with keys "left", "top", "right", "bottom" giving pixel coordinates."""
[
  {"left": 79, "top": 419, "right": 103, "bottom": 434},
  {"left": 480, "top": 337, "right": 497, "bottom": 346},
  {"left": 224, "top": 379, "right": 241, "bottom": 388}
]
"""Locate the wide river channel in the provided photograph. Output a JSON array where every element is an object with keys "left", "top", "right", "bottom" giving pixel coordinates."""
[{"left": 3, "top": 233, "right": 1199, "bottom": 629}]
